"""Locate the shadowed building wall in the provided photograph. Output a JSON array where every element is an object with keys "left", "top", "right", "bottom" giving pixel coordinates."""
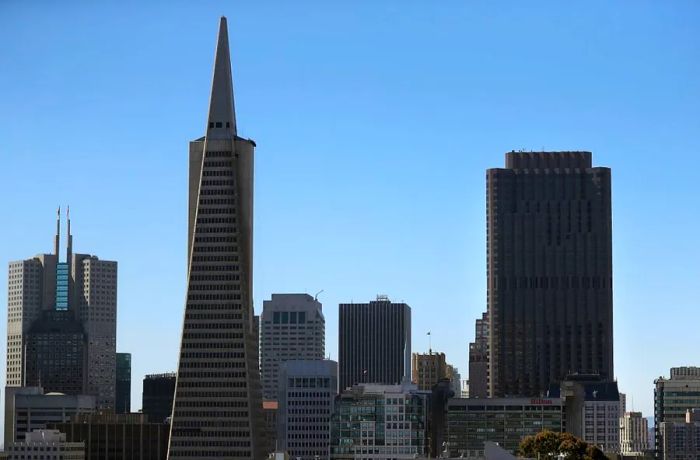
[{"left": 487, "top": 151, "right": 613, "bottom": 397}]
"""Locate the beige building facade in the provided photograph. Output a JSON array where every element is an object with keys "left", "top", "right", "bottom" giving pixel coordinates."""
[{"left": 412, "top": 352, "right": 448, "bottom": 391}]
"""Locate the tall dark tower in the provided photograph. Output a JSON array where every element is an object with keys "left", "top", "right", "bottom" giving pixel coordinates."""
[
  {"left": 167, "top": 17, "right": 264, "bottom": 459},
  {"left": 487, "top": 151, "right": 613, "bottom": 397},
  {"left": 338, "top": 296, "right": 411, "bottom": 392}
]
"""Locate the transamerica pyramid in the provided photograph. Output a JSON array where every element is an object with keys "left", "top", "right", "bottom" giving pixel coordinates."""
[{"left": 167, "top": 17, "right": 265, "bottom": 459}]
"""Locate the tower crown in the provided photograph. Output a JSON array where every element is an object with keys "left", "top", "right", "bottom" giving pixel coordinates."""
[{"left": 205, "top": 16, "right": 237, "bottom": 139}]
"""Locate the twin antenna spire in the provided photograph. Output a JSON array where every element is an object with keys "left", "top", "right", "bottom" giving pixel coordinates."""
[{"left": 54, "top": 206, "right": 73, "bottom": 262}]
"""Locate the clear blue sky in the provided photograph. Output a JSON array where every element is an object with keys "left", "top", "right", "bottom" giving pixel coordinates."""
[{"left": 1, "top": 1, "right": 699, "bottom": 422}]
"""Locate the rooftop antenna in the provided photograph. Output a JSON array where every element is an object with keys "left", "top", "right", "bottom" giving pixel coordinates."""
[
  {"left": 54, "top": 206, "right": 61, "bottom": 257},
  {"left": 314, "top": 289, "right": 324, "bottom": 301},
  {"left": 66, "top": 206, "right": 73, "bottom": 263}
]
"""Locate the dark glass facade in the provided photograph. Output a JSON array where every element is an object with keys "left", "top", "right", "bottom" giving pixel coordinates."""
[
  {"left": 116, "top": 352, "right": 131, "bottom": 414},
  {"left": 51, "top": 413, "right": 169, "bottom": 460},
  {"left": 338, "top": 298, "right": 411, "bottom": 392},
  {"left": 24, "top": 310, "right": 86, "bottom": 394},
  {"left": 142, "top": 373, "right": 176, "bottom": 424},
  {"left": 445, "top": 397, "right": 564, "bottom": 457},
  {"left": 487, "top": 151, "right": 613, "bottom": 397}
]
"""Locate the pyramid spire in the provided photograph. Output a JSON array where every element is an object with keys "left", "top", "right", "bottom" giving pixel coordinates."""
[{"left": 206, "top": 16, "right": 237, "bottom": 139}]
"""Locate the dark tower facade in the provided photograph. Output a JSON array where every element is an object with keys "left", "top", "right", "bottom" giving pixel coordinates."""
[
  {"left": 338, "top": 296, "right": 411, "bottom": 392},
  {"left": 116, "top": 352, "right": 132, "bottom": 414},
  {"left": 487, "top": 151, "right": 613, "bottom": 397},
  {"left": 167, "top": 17, "right": 264, "bottom": 459},
  {"left": 143, "top": 373, "right": 176, "bottom": 424}
]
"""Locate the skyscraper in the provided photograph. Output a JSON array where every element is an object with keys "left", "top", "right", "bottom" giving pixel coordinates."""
[
  {"left": 116, "top": 352, "right": 132, "bottom": 414},
  {"left": 167, "top": 17, "right": 264, "bottom": 460},
  {"left": 338, "top": 296, "right": 411, "bottom": 392},
  {"left": 486, "top": 151, "right": 613, "bottom": 397},
  {"left": 6, "top": 209, "right": 117, "bottom": 410},
  {"left": 260, "top": 293, "right": 325, "bottom": 399}
]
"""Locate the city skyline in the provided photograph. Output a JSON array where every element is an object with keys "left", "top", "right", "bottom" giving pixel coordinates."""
[{"left": 1, "top": 1, "right": 699, "bottom": 430}]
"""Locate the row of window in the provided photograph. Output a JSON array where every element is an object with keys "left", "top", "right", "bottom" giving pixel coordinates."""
[
  {"left": 170, "top": 450, "right": 251, "bottom": 457},
  {"left": 185, "top": 313, "right": 242, "bottom": 320},
  {"left": 182, "top": 342, "right": 243, "bottom": 349},
  {"left": 177, "top": 380, "right": 248, "bottom": 388},
  {"left": 181, "top": 332, "right": 243, "bottom": 340},
  {"left": 185, "top": 304, "right": 244, "bottom": 311},
  {"left": 187, "top": 293, "right": 242, "bottom": 301},
  {"left": 202, "top": 170, "right": 233, "bottom": 176},
  {"left": 183, "top": 322, "right": 242, "bottom": 330},
  {"left": 199, "top": 188, "right": 234, "bottom": 195},
  {"left": 181, "top": 351, "right": 245, "bottom": 359},
  {"left": 191, "top": 256, "right": 239, "bottom": 263},
  {"left": 172, "top": 419, "right": 249, "bottom": 428},
  {"left": 200, "top": 180, "right": 235, "bottom": 187},
  {"left": 180, "top": 361, "right": 245, "bottom": 369},
  {"left": 190, "top": 264, "right": 239, "bottom": 271},
  {"left": 194, "top": 235, "right": 237, "bottom": 242},
  {"left": 188, "top": 285, "right": 239, "bottom": 291},
  {"left": 171, "top": 410, "right": 250, "bottom": 419}
]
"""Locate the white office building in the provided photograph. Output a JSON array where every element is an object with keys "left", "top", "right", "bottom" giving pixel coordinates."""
[
  {"left": 6, "top": 429, "right": 85, "bottom": 460},
  {"left": 261, "top": 294, "right": 325, "bottom": 399},
  {"left": 278, "top": 360, "right": 337, "bottom": 460}
]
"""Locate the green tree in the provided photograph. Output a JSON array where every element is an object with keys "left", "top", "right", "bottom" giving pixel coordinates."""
[{"left": 518, "top": 430, "right": 607, "bottom": 460}]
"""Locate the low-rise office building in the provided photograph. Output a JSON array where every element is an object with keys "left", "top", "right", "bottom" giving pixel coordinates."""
[
  {"left": 279, "top": 360, "right": 337, "bottom": 460},
  {"left": 620, "top": 412, "right": 649, "bottom": 455},
  {"left": 331, "top": 383, "right": 428, "bottom": 460},
  {"left": 655, "top": 367, "right": 700, "bottom": 459},
  {"left": 3, "top": 387, "right": 96, "bottom": 446},
  {"left": 660, "top": 409, "right": 700, "bottom": 460},
  {"left": 551, "top": 375, "right": 621, "bottom": 454},
  {"left": 445, "top": 397, "right": 564, "bottom": 458},
  {"left": 50, "top": 413, "right": 169, "bottom": 460},
  {"left": 6, "top": 429, "right": 85, "bottom": 460}
]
